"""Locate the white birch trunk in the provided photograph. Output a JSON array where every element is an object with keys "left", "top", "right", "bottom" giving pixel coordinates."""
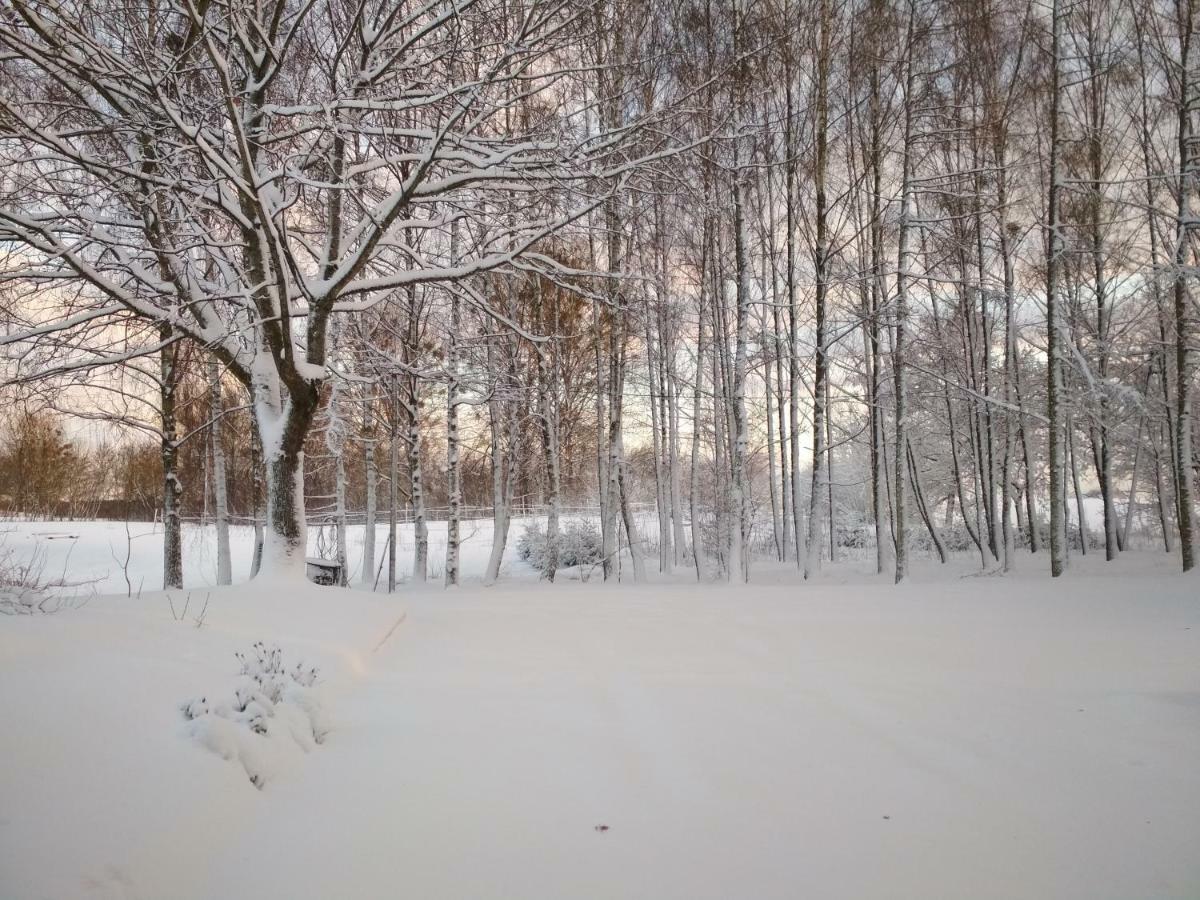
[
  {"left": 445, "top": 292, "right": 462, "bottom": 587},
  {"left": 484, "top": 337, "right": 512, "bottom": 585},
  {"left": 691, "top": 264, "right": 710, "bottom": 581},
  {"left": 407, "top": 387, "right": 428, "bottom": 583},
  {"left": 1047, "top": 0, "right": 1069, "bottom": 577},
  {"left": 361, "top": 405, "right": 377, "bottom": 586},
  {"left": 805, "top": 5, "right": 831, "bottom": 581},
  {"left": 728, "top": 169, "right": 752, "bottom": 585},
  {"left": 893, "top": 5, "right": 916, "bottom": 584},
  {"left": 208, "top": 357, "right": 232, "bottom": 586}
]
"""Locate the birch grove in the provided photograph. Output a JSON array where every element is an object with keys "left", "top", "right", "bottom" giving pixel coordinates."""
[{"left": 1, "top": 0, "right": 1197, "bottom": 585}]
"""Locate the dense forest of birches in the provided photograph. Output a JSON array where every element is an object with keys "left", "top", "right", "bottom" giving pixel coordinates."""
[{"left": 0, "top": 0, "right": 1197, "bottom": 584}]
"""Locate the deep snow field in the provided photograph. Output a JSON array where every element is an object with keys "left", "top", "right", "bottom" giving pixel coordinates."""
[{"left": 1, "top": 521, "right": 1198, "bottom": 899}]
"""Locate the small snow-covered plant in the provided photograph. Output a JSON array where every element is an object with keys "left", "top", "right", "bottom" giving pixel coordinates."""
[
  {"left": 180, "top": 697, "right": 209, "bottom": 721},
  {"left": 291, "top": 662, "right": 319, "bottom": 688},
  {"left": 233, "top": 642, "right": 320, "bottom": 703},
  {"left": 518, "top": 520, "right": 604, "bottom": 572},
  {"left": 183, "top": 642, "right": 326, "bottom": 790},
  {"left": 236, "top": 641, "right": 284, "bottom": 678}
]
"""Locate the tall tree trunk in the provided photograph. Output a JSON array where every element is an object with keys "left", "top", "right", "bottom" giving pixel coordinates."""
[
  {"left": 692, "top": 242, "right": 710, "bottom": 581},
  {"left": 445, "top": 289, "right": 462, "bottom": 587},
  {"left": 893, "top": 5, "right": 917, "bottom": 584},
  {"left": 208, "top": 357, "right": 231, "bottom": 586},
  {"left": 773, "top": 296, "right": 792, "bottom": 564},
  {"left": 1069, "top": 416, "right": 1090, "bottom": 553},
  {"left": 1015, "top": 364, "right": 1041, "bottom": 551},
  {"left": 666, "top": 315, "right": 688, "bottom": 567},
  {"left": 805, "top": 3, "right": 831, "bottom": 580},
  {"left": 161, "top": 328, "right": 182, "bottom": 589},
  {"left": 766, "top": 330, "right": 782, "bottom": 561},
  {"left": 868, "top": 57, "right": 893, "bottom": 574},
  {"left": 1172, "top": 0, "right": 1196, "bottom": 571},
  {"left": 1153, "top": 422, "right": 1176, "bottom": 552},
  {"left": 406, "top": 383, "right": 427, "bottom": 584},
  {"left": 785, "top": 64, "right": 804, "bottom": 566},
  {"left": 998, "top": 156, "right": 1018, "bottom": 572},
  {"left": 1085, "top": 24, "right": 1119, "bottom": 563},
  {"left": 484, "top": 385, "right": 511, "bottom": 584},
  {"left": 250, "top": 427, "right": 264, "bottom": 579},
  {"left": 646, "top": 292, "right": 671, "bottom": 573},
  {"left": 827, "top": 373, "right": 837, "bottom": 562},
  {"left": 1124, "top": 408, "right": 1146, "bottom": 550},
  {"left": 361, "top": 403, "right": 377, "bottom": 586},
  {"left": 388, "top": 375, "right": 398, "bottom": 593},
  {"left": 908, "top": 439, "right": 947, "bottom": 563},
  {"left": 728, "top": 163, "right": 752, "bottom": 584},
  {"left": 1046, "top": 0, "right": 1069, "bottom": 577},
  {"left": 536, "top": 285, "right": 562, "bottom": 581},
  {"left": 334, "top": 450, "right": 349, "bottom": 586}
]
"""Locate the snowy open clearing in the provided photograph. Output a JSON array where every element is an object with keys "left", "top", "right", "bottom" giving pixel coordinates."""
[{"left": 2, "top": 546, "right": 1197, "bottom": 900}]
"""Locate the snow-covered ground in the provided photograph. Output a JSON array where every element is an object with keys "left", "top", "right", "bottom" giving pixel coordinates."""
[
  {"left": 0, "top": 516, "right": 547, "bottom": 596},
  {"left": 1, "top": 530, "right": 1197, "bottom": 899}
]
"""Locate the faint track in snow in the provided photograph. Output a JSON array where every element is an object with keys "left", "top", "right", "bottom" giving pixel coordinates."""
[{"left": 372, "top": 611, "right": 408, "bottom": 654}]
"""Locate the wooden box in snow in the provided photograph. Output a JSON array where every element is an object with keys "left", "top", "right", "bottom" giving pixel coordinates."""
[{"left": 305, "top": 558, "right": 342, "bottom": 586}]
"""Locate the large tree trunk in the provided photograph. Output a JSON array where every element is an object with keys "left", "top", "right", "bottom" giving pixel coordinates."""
[{"left": 260, "top": 432, "right": 311, "bottom": 580}]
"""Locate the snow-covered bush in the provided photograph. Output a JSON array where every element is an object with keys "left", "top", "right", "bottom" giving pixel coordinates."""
[
  {"left": 181, "top": 642, "right": 326, "bottom": 789},
  {"left": 517, "top": 520, "right": 604, "bottom": 572}
]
